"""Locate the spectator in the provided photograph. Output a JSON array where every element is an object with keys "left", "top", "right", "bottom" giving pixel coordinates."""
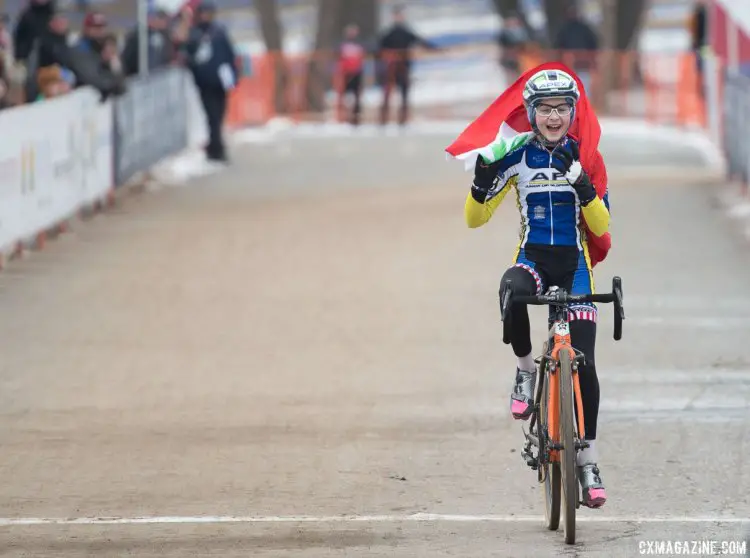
[
  {"left": 337, "top": 23, "right": 366, "bottom": 126},
  {"left": 170, "top": 5, "right": 196, "bottom": 63},
  {"left": 0, "top": 78, "right": 10, "bottom": 109},
  {"left": 377, "top": 4, "right": 439, "bottom": 126},
  {"left": 0, "top": 55, "right": 12, "bottom": 109},
  {"left": 553, "top": 4, "right": 599, "bottom": 93},
  {"left": 690, "top": 0, "right": 708, "bottom": 90},
  {"left": 183, "top": 0, "right": 238, "bottom": 163},
  {"left": 35, "top": 63, "right": 70, "bottom": 100},
  {"left": 23, "top": 11, "right": 124, "bottom": 102},
  {"left": 75, "top": 11, "right": 108, "bottom": 57},
  {"left": 36, "top": 12, "right": 72, "bottom": 69},
  {"left": 0, "top": 13, "right": 14, "bottom": 68},
  {"left": 497, "top": 14, "right": 529, "bottom": 85},
  {"left": 121, "top": 8, "right": 174, "bottom": 76},
  {"left": 13, "top": 0, "right": 56, "bottom": 63},
  {"left": 100, "top": 33, "right": 123, "bottom": 78},
  {"left": 21, "top": 11, "right": 74, "bottom": 100}
]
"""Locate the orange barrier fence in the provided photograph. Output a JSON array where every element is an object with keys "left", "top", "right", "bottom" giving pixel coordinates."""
[{"left": 226, "top": 47, "right": 708, "bottom": 130}]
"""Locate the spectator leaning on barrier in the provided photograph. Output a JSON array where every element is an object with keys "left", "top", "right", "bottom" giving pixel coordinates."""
[
  {"left": 74, "top": 13, "right": 122, "bottom": 79},
  {"left": 24, "top": 11, "right": 75, "bottom": 100},
  {"left": 183, "top": 0, "right": 238, "bottom": 163},
  {"left": 75, "top": 11, "right": 108, "bottom": 57},
  {"left": 337, "top": 23, "right": 367, "bottom": 126},
  {"left": 27, "top": 11, "right": 124, "bottom": 102},
  {"left": 377, "top": 4, "right": 439, "bottom": 126},
  {"left": 35, "top": 63, "right": 69, "bottom": 100},
  {"left": 121, "top": 8, "right": 174, "bottom": 77},
  {"left": 100, "top": 33, "right": 123, "bottom": 78}
]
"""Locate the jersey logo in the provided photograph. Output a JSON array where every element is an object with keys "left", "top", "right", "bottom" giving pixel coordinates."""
[
  {"left": 530, "top": 171, "right": 566, "bottom": 181},
  {"left": 533, "top": 205, "right": 546, "bottom": 220}
]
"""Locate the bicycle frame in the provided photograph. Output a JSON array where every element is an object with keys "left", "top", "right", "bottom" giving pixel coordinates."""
[
  {"left": 540, "top": 308, "right": 586, "bottom": 464},
  {"left": 520, "top": 302, "right": 589, "bottom": 474}
]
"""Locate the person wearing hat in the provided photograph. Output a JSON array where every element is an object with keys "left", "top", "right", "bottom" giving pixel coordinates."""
[
  {"left": 75, "top": 11, "right": 108, "bottom": 56},
  {"left": 183, "top": 0, "right": 238, "bottom": 163},
  {"left": 28, "top": 11, "right": 124, "bottom": 101}
]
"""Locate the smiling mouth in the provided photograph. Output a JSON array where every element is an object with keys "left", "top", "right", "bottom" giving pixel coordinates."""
[{"left": 547, "top": 123, "right": 562, "bottom": 133}]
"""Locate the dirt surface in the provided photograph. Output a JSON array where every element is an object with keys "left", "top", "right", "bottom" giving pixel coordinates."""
[{"left": 0, "top": 131, "right": 748, "bottom": 557}]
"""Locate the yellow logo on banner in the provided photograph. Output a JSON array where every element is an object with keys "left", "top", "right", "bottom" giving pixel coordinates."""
[{"left": 20, "top": 144, "right": 35, "bottom": 195}]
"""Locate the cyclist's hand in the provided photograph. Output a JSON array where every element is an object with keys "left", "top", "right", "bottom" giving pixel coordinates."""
[
  {"left": 551, "top": 140, "right": 596, "bottom": 205},
  {"left": 472, "top": 155, "right": 502, "bottom": 201}
]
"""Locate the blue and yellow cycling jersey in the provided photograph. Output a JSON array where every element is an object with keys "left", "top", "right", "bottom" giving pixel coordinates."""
[
  {"left": 464, "top": 136, "right": 611, "bottom": 298},
  {"left": 464, "top": 136, "right": 610, "bottom": 253}
]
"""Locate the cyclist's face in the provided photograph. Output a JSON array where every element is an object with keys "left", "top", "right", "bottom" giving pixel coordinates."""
[{"left": 534, "top": 98, "right": 572, "bottom": 143}]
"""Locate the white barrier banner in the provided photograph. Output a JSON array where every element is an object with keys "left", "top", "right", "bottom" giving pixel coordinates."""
[{"left": 0, "top": 87, "right": 112, "bottom": 252}]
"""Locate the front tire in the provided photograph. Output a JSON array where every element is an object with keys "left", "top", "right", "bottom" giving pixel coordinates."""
[
  {"left": 559, "top": 350, "right": 577, "bottom": 545},
  {"left": 540, "top": 356, "right": 560, "bottom": 531}
]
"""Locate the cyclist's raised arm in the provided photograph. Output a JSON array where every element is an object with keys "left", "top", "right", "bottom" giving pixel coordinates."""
[
  {"left": 464, "top": 148, "right": 524, "bottom": 228},
  {"left": 551, "top": 141, "right": 610, "bottom": 237}
]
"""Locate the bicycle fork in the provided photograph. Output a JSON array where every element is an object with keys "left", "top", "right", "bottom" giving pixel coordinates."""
[{"left": 520, "top": 351, "right": 590, "bottom": 473}]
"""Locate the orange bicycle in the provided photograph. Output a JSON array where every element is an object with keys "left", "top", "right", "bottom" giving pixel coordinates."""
[{"left": 500, "top": 276, "right": 624, "bottom": 545}]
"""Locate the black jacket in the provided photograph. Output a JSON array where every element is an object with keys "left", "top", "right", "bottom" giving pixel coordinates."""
[
  {"left": 184, "top": 22, "right": 237, "bottom": 91},
  {"left": 378, "top": 23, "right": 437, "bottom": 69},
  {"left": 13, "top": 0, "right": 56, "bottom": 62}
]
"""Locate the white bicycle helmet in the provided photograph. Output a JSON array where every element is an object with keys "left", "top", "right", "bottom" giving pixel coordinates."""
[
  {"left": 523, "top": 69, "right": 580, "bottom": 138},
  {"left": 523, "top": 69, "right": 580, "bottom": 106}
]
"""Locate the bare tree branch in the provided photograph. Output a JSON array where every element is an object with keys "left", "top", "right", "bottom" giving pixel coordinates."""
[{"left": 254, "top": 0, "right": 287, "bottom": 113}]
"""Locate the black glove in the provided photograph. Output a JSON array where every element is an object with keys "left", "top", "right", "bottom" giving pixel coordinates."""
[
  {"left": 550, "top": 141, "right": 597, "bottom": 206},
  {"left": 471, "top": 155, "right": 502, "bottom": 203}
]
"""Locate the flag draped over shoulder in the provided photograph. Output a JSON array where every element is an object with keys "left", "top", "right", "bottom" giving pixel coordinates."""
[{"left": 445, "top": 61, "right": 611, "bottom": 267}]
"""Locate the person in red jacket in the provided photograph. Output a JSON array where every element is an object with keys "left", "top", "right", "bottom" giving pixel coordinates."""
[{"left": 337, "top": 23, "right": 366, "bottom": 126}]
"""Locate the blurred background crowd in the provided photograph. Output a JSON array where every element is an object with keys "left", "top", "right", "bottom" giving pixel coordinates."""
[
  {"left": 0, "top": 0, "right": 737, "bottom": 160},
  {"left": 0, "top": 0, "right": 237, "bottom": 122}
]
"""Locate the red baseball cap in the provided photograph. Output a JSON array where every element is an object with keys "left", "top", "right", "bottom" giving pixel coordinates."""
[{"left": 83, "top": 12, "right": 107, "bottom": 27}]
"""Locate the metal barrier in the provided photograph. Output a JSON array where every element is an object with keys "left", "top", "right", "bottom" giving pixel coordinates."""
[
  {"left": 0, "top": 65, "right": 209, "bottom": 262},
  {"left": 113, "top": 67, "right": 190, "bottom": 186},
  {"left": 724, "top": 70, "right": 750, "bottom": 188}
]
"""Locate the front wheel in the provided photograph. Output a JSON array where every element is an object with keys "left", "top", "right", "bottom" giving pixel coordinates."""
[
  {"left": 559, "top": 350, "right": 578, "bottom": 545},
  {"left": 539, "top": 355, "right": 560, "bottom": 531}
]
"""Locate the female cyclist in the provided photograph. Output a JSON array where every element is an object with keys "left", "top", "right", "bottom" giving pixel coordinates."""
[{"left": 464, "top": 69, "right": 609, "bottom": 508}]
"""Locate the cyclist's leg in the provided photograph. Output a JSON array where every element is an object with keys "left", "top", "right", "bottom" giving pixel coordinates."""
[
  {"left": 567, "top": 250, "right": 606, "bottom": 507},
  {"left": 568, "top": 318, "right": 599, "bottom": 446},
  {"left": 499, "top": 249, "right": 545, "bottom": 419}
]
